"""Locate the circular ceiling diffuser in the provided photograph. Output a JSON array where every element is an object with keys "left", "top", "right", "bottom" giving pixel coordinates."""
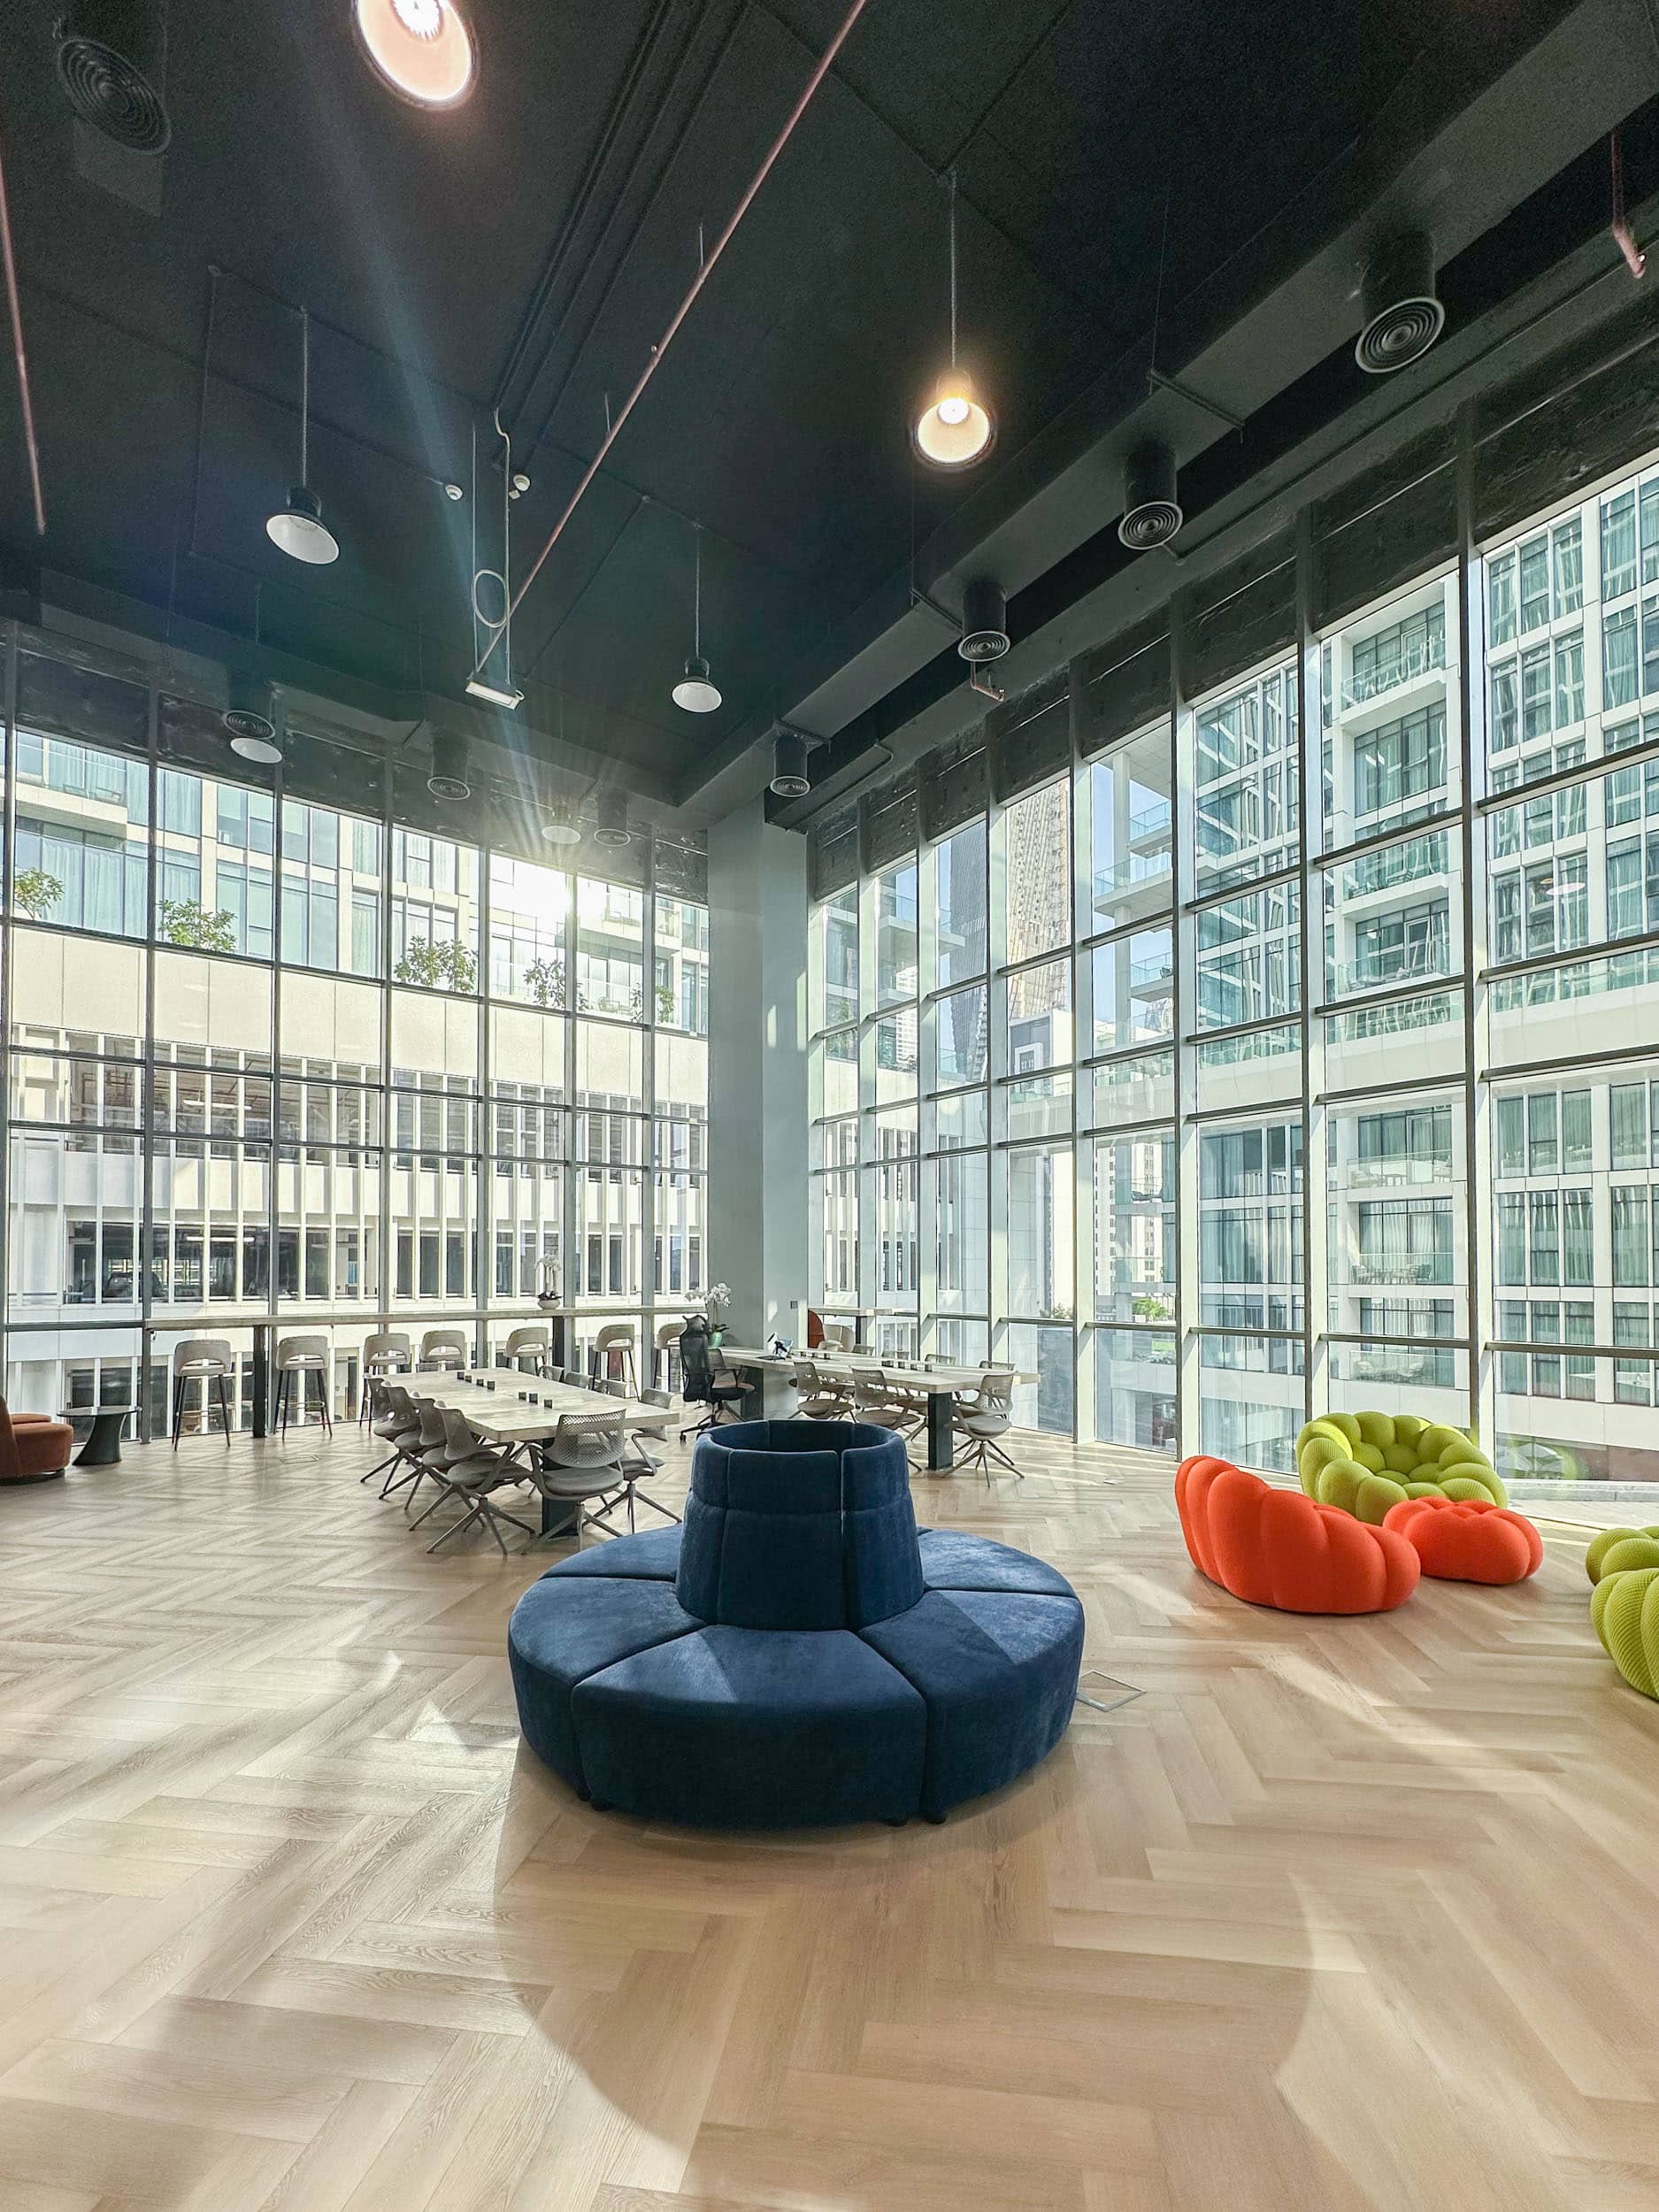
[
  {"left": 1355, "top": 233, "right": 1444, "bottom": 375},
  {"left": 1118, "top": 442, "right": 1183, "bottom": 551},
  {"left": 54, "top": 2, "right": 172, "bottom": 153}
]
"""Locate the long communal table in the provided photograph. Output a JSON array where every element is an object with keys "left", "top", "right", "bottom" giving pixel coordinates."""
[
  {"left": 711, "top": 1348, "right": 1032, "bottom": 1473},
  {"left": 405, "top": 1366, "right": 668, "bottom": 1537}
]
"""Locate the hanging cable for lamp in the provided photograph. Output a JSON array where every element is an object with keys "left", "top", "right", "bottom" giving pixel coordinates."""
[{"left": 912, "top": 167, "right": 995, "bottom": 469}]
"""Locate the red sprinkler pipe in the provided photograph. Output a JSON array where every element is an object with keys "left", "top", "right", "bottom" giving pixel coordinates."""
[
  {"left": 488, "top": 0, "right": 872, "bottom": 663},
  {"left": 0, "top": 122, "right": 44, "bottom": 535}
]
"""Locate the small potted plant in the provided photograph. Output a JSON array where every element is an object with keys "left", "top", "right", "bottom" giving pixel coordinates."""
[{"left": 703, "top": 1283, "right": 733, "bottom": 1348}]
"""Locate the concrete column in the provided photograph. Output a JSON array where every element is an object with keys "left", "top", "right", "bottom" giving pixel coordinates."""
[{"left": 708, "top": 796, "right": 810, "bottom": 1346}]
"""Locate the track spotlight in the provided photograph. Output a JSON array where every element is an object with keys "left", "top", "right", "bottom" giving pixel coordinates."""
[
  {"left": 672, "top": 524, "right": 722, "bottom": 712},
  {"left": 913, "top": 171, "right": 995, "bottom": 470},
  {"left": 1355, "top": 232, "right": 1443, "bottom": 374},
  {"left": 426, "top": 729, "right": 471, "bottom": 801},
  {"left": 1118, "top": 441, "right": 1183, "bottom": 551},
  {"left": 540, "top": 804, "right": 581, "bottom": 849},
  {"left": 593, "top": 789, "right": 632, "bottom": 849},
  {"left": 266, "top": 308, "right": 339, "bottom": 565},
  {"left": 769, "top": 727, "right": 812, "bottom": 798},
  {"left": 352, "top": 0, "right": 476, "bottom": 110}
]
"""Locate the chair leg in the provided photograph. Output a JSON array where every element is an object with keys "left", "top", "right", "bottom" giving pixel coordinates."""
[
  {"left": 216, "top": 1371, "right": 231, "bottom": 1444},
  {"left": 318, "top": 1371, "right": 333, "bottom": 1436},
  {"left": 171, "top": 1375, "right": 184, "bottom": 1448}
]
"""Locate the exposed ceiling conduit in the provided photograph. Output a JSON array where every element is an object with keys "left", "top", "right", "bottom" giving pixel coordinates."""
[
  {"left": 0, "top": 123, "right": 44, "bottom": 536},
  {"left": 487, "top": 0, "right": 872, "bottom": 675}
]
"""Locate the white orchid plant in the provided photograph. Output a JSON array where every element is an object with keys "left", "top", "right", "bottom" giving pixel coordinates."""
[{"left": 702, "top": 1282, "right": 733, "bottom": 1323}]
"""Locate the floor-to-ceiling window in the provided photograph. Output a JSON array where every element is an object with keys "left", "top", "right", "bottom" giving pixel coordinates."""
[
  {"left": 0, "top": 637, "right": 710, "bottom": 1435},
  {"left": 806, "top": 411, "right": 1659, "bottom": 1486}
]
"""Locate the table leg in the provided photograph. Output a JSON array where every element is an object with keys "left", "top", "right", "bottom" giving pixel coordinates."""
[
  {"left": 539, "top": 1494, "right": 580, "bottom": 1540},
  {"left": 926, "top": 1390, "right": 955, "bottom": 1474},
  {"left": 72, "top": 1409, "right": 126, "bottom": 1468},
  {"left": 251, "top": 1324, "right": 272, "bottom": 1440}
]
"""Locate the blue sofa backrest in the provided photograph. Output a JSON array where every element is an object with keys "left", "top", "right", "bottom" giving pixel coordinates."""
[{"left": 676, "top": 1419, "right": 924, "bottom": 1629}]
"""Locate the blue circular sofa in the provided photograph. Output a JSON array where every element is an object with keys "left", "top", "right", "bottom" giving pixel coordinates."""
[{"left": 508, "top": 1419, "right": 1085, "bottom": 1828}]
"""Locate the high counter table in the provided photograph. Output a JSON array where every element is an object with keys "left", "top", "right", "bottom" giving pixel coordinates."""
[{"left": 713, "top": 1348, "right": 1032, "bottom": 1473}]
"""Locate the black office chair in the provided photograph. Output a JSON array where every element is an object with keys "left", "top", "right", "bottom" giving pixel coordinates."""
[{"left": 678, "top": 1324, "right": 746, "bottom": 1440}]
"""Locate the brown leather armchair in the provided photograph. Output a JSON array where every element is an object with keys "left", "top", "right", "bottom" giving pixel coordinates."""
[{"left": 0, "top": 1399, "right": 73, "bottom": 1486}]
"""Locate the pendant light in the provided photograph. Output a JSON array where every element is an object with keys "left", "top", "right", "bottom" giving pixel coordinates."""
[
  {"left": 353, "top": 0, "right": 476, "bottom": 110},
  {"left": 672, "top": 523, "right": 722, "bottom": 712},
  {"left": 912, "top": 170, "right": 994, "bottom": 470},
  {"left": 267, "top": 307, "right": 339, "bottom": 565}
]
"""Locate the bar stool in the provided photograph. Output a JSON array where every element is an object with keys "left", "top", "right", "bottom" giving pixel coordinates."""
[
  {"left": 273, "top": 1335, "right": 333, "bottom": 1435},
  {"left": 653, "top": 1319, "right": 682, "bottom": 1388},
  {"left": 419, "top": 1327, "right": 468, "bottom": 1372},
  {"left": 589, "top": 1322, "right": 638, "bottom": 1394},
  {"left": 500, "top": 1325, "right": 549, "bottom": 1375},
  {"left": 170, "top": 1339, "right": 234, "bottom": 1448},
  {"left": 358, "top": 1331, "right": 411, "bottom": 1425}
]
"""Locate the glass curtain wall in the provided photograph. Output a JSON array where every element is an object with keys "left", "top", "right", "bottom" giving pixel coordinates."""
[
  {"left": 0, "top": 637, "right": 710, "bottom": 1435},
  {"left": 808, "top": 433, "right": 1659, "bottom": 1486}
]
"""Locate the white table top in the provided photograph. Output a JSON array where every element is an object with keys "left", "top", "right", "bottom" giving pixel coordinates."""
[
  {"left": 406, "top": 1367, "right": 665, "bottom": 1442},
  {"left": 716, "top": 1348, "right": 1033, "bottom": 1390}
]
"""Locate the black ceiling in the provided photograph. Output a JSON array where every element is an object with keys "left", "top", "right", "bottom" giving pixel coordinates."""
[{"left": 0, "top": 0, "right": 1592, "bottom": 811}]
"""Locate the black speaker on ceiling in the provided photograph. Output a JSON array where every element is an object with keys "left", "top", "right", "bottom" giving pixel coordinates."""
[{"left": 54, "top": 0, "right": 172, "bottom": 154}]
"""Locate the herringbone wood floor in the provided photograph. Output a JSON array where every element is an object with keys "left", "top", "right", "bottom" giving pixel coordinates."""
[{"left": 1, "top": 1420, "right": 1655, "bottom": 2212}]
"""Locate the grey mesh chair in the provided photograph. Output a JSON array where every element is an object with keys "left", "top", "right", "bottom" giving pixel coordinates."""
[
  {"left": 419, "top": 1327, "right": 468, "bottom": 1371},
  {"left": 532, "top": 1412, "right": 629, "bottom": 1547},
  {"left": 170, "top": 1338, "right": 233, "bottom": 1448},
  {"left": 611, "top": 1387, "right": 680, "bottom": 1531},
  {"left": 358, "top": 1332, "right": 411, "bottom": 1425},
  {"left": 561, "top": 1366, "right": 586, "bottom": 1387},
  {"left": 365, "top": 1381, "right": 422, "bottom": 1493},
  {"left": 849, "top": 1365, "right": 915, "bottom": 1448},
  {"left": 420, "top": 1409, "right": 537, "bottom": 1555},
  {"left": 956, "top": 1368, "right": 1021, "bottom": 1481},
  {"left": 273, "top": 1334, "right": 332, "bottom": 1435},
  {"left": 501, "top": 1325, "right": 549, "bottom": 1375},
  {"left": 792, "top": 1358, "right": 845, "bottom": 1419}
]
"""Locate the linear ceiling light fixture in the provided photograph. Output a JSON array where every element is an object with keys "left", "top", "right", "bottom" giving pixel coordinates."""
[
  {"left": 352, "top": 0, "right": 476, "bottom": 109},
  {"left": 491, "top": 0, "right": 870, "bottom": 649},
  {"left": 266, "top": 306, "right": 340, "bottom": 564},
  {"left": 912, "top": 169, "right": 994, "bottom": 470},
  {"left": 672, "top": 524, "right": 721, "bottom": 712}
]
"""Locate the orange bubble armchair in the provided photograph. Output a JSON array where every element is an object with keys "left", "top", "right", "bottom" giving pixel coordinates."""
[
  {"left": 1382, "top": 1493, "right": 1542, "bottom": 1586},
  {"left": 1176, "top": 1455, "right": 1419, "bottom": 1615}
]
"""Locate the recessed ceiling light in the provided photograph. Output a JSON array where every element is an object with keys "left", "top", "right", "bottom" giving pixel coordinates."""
[
  {"left": 541, "top": 811, "right": 582, "bottom": 848},
  {"left": 353, "top": 0, "right": 477, "bottom": 110}
]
